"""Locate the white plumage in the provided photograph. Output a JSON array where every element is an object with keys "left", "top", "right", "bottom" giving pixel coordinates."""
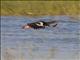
[{"left": 36, "top": 22, "right": 44, "bottom": 26}]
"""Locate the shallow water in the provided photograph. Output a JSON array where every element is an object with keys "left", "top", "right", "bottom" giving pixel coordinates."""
[{"left": 1, "top": 16, "right": 80, "bottom": 60}]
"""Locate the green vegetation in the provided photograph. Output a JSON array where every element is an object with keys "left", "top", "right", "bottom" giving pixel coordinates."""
[{"left": 1, "top": 1, "right": 80, "bottom": 17}]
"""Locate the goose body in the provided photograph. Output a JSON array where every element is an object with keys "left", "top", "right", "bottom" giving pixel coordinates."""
[{"left": 22, "top": 21, "right": 57, "bottom": 29}]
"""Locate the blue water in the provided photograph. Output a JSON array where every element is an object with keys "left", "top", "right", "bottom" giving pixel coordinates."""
[{"left": 1, "top": 16, "right": 80, "bottom": 60}]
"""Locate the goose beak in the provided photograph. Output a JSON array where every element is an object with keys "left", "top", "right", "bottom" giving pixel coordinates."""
[{"left": 22, "top": 25, "right": 31, "bottom": 29}]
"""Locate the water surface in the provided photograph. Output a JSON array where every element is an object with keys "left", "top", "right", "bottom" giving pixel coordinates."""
[{"left": 1, "top": 16, "right": 80, "bottom": 60}]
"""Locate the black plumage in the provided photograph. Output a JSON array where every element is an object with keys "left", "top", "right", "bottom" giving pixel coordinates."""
[{"left": 22, "top": 21, "right": 57, "bottom": 29}]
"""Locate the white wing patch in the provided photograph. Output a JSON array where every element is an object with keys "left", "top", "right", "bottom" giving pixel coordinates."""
[{"left": 36, "top": 22, "right": 44, "bottom": 26}]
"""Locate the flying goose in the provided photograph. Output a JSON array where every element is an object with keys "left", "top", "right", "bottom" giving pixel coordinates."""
[{"left": 22, "top": 21, "right": 57, "bottom": 29}]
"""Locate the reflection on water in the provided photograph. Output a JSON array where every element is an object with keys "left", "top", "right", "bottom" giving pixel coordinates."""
[{"left": 1, "top": 16, "right": 80, "bottom": 60}]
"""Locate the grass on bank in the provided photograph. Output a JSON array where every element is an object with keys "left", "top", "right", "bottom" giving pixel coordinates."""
[{"left": 1, "top": 1, "right": 80, "bottom": 17}]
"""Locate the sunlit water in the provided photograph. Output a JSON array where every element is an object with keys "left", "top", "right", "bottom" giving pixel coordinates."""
[{"left": 1, "top": 16, "right": 80, "bottom": 60}]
